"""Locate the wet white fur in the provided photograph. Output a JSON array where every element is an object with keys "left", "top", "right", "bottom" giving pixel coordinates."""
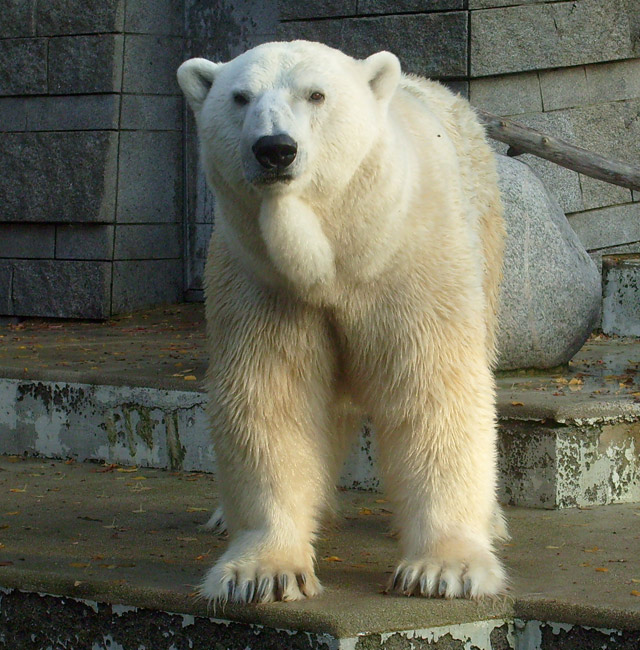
[{"left": 177, "top": 40, "right": 506, "bottom": 604}]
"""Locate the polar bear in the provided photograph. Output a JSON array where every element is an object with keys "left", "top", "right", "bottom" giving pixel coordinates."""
[{"left": 177, "top": 40, "right": 506, "bottom": 604}]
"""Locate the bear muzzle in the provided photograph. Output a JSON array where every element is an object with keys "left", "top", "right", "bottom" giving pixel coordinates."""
[{"left": 252, "top": 134, "right": 298, "bottom": 172}]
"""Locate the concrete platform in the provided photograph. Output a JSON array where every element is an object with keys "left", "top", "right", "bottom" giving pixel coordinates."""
[
  {"left": 0, "top": 304, "right": 639, "bottom": 508},
  {"left": 0, "top": 457, "right": 639, "bottom": 649}
]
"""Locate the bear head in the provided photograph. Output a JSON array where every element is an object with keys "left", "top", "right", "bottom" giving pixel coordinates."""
[{"left": 177, "top": 40, "right": 401, "bottom": 199}]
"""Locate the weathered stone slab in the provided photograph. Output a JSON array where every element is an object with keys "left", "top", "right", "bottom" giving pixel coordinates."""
[
  {"left": 117, "top": 131, "right": 182, "bottom": 224},
  {"left": 122, "top": 35, "right": 183, "bottom": 94},
  {"left": 0, "top": 131, "right": 118, "bottom": 223},
  {"left": 125, "top": 0, "right": 183, "bottom": 35},
  {"left": 279, "top": 0, "right": 355, "bottom": 20},
  {"left": 48, "top": 35, "right": 124, "bottom": 94},
  {"left": 358, "top": 0, "right": 464, "bottom": 13},
  {"left": 120, "top": 94, "right": 182, "bottom": 131},
  {"left": 10, "top": 261, "right": 111, "bottom": 318},
  {"left": 602, "top": 255, "right": 640, "bottom": 337},
  {"left": 471, "top": 0, "right": 638, "bottom": 77},
  {"left": 114, "top": 224, "right": 182, "bottom": 260},
  {"left": 585, "top": 59, "right": 640, "bottom": 105},
  {"left": 277, "top": 12, "right": 467, "bottom": 78},
  {"left": 470, "top": 0, "right": 542, "bottom": 7},
  {"left": 0, "top": 266, "right": 12, "bottom": 314},
  {"left": 1, "top": 0, "right": 36, "bottom": 37},
  {"left": 568, "top": 203, "right": 640, "bottom": 252},
  {"left": 0, "top": 225, "right": 55, "bottom": 259},
  {"left": 111, "top": 259, "right": 183, "bottom": 313},
  {"left": 0, "top": 39, "right": 47, "bottom": 96},
  {"left": 496, "top": 155, "right": 601, "bottom": 370},
  {"left": 0, "top": 95, "right": 120, "bottom": 132},
  {"left": 470, "top": 71, "right": 542, "bottom": 116},
  {"left": 55, "top": 225, "right": 115, "bottom": 261},
  {"left": 539, "top": 66, "right": 590, "bottom": 112},
  {"left": 37, "top": 0, "right": 124, "bottom": 35},
  {"left": 579, "top": 175, "right": 632, "bottom": 213}
]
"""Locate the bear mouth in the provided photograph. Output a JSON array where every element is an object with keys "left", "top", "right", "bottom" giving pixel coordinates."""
[{"left": 254, "top": 173, "right": 294, "bottom": 186}]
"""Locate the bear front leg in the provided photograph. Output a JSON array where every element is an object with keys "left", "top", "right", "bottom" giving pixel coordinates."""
[
  {"left": 369, "top": 340, "right": 507, "bottom": 599},
  {"left": 200, "top": 273, "right": 335, "bottom": 605}
]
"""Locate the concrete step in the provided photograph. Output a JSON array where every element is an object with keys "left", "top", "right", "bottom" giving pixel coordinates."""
[
  {"left": 602, "top": 254, "right": 640, "bottom": 337},
  {"left": 0, "top": 457, "right": 639, "bottom": 649},
  {"left": 0, "top": 305, "right": 639, "bottom": 509}
]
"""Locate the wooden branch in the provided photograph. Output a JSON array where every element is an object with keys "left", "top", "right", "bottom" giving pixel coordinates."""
[{"left": 475, "top": 109, "right": 640, "bottom": 192}]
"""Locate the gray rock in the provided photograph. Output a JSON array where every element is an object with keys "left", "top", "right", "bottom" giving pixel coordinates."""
[
  {"left": 122, "top": 35, "right": 183, "bottom": 95},
  {"left": 359, "top": 0, "right": 463, "bottom": 13},
  {"left": 1, "top": 0, "right": 36, "bottom": 37},
  {"left": 279, "top": 0, "right": 356, "bottom": 20},
  {"left": 37, "top": 0, "right": 124, "bottom": 35},
  {"left": 111, "top": 259, "right": 183, "bottom": 313},
  {"left": 56, "top": 225, "right": 115, "bottom": 261},
  {"left": 277, "top": 11, "right": 467, "bottom": 79},
  {"left": 496, "top": 155, "right": 601, "bottom": 370},
  {"left": 0, "top": 224, "right": 55, "bottom": 259}
]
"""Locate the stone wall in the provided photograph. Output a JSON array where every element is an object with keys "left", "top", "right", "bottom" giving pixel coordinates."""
[
  {"left": 2, "top": 0, "right": 639, "bottom": 317},
  {"left": 469, "top": 0, "right": 640, "bottom": 270},
  {"left": 0, "top": 0, "right": 184, "bottom": 318}
]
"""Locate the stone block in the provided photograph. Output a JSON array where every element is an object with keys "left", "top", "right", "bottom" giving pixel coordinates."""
[
  {"left": 277, "top": 12, "right": 467, "bottom": 78},
  {"left": 579, "top": 175, "right": 632, "bottom": 212},
  {"left": 360, "top": 0, "right": 464, "bottom": 12},
  {"left": 48, "top": 35, "right": 124, "bottom": 94},
  {"left": 589, "top": 242, "right": 640, "bottom": 275},
  {"left": 0, "top": 264, "right": 12, "bottom": 314},
  {"left": 470, "top": 71, "right": 542, "bottom": 116},
  {"left": 122, "top": 35, "right": 183, "bottom": 95},
  {"left": 37, "top": 0, "right": 124, "bottom": 35},
  {"left": 120, "top": 95, "right": 182, "bottom": 131},
  {"left": 279, "top": 0, "right": 355, "bottom": 20},
  {"left": 11, "top": 260, "right": 112, "bottom": 319},
  {"left": 0, "top": 95, "right": 120, "bottom": 132},
  {"left": 0, "top": 225, "right": 55, "bottom": 259},
  {"left": 1, "top": 0, "right": 36, "bottom": 37},
  {"left": 111, "top": 259, "right": 183, "bottom": 314},
  {"left": 114, "top": 224, "right": 182, "bottom": 260},
  {"left": 568, "top": 203, "right": 640, "bottom": 252},
  {"left": 117, "top": 131, "right": 182, "bottom": 224},
  {"left": 471, "top": 0, "right": 638, "bottom": 77},
  {"left": 539, "top": 66, "right": 590, "bottom": 112},
  {"left": 443, "top": 80, "right": 468, "bottom": 99},
  {"left": 0, "top": 39, "right": 47, "bottom": 96},
  {"left": 496, "top": 155, "right": 601, "bottom": 370},
  {"left": 0, "top": 132, "right": 118, "bottom": 223},
  {"left": 56, "top": 225, "right": 115, "bottom": 261},
  {"left": 186, "top": 0, "right": 278, "bottom": 51},
  {"left": 470, "top": 0, "right": 542, "bottom": 7},
  {"left": 585, "top": 59, "right": 640, "bottom": 105},
  {"left": 602, "top": 255, "right": 640, "bottom": 337},
  {"left": 125, "top": 0, "right": 186, "bottom": 35}
]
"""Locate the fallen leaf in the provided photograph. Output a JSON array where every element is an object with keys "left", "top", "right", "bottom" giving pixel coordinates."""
[
  {"left": 74, "top": 581, "right": 83, "bottom": 587},
  {"left": 595, "top": 567, "right": 609, "bottom": 572},
  {"left": 183, "top": 375, "right": 197, "bottom": 381},
  {"left": 117, "top": 467, "right": 138, "bottom": 473},
  {"left": 130, "top": 476, "right": 147, "bottom": 481},
  {"left": 359, "top": 508, "right": 374, "bottom": 515},
  {"left": 0, "top": 561, "right": 14, "bottom": 567},
  {"left": 631, "top": 590, "right": 640, "bottom": 597},
  {"left": 583, "top": 546, "right": 599, "bottom": 553},
  {"left": 3, "top": 512, "right": 19, "bottom": 517},
  {"left": 186, "top": 507, "right": 207, "bottom": 512},
  {"left": 69, "top": 562, "right": 90, "bottom": 568},
  {"left": 374, "top": 499, "right": 388, "bottom": 504},
  {"left": 9, "top": 486, "right": 27, "bottom": 493},
  {"left": 546, "top": 545, "right": 561, "bottom": 549},
  {"left": 323, "top": 556, "right": 343, "bottom": 562},
  {"left": 580, "top": 562, "right": 591, "bottom": 567},
  {"left": 631, "top": 578, "right": 640, "bottom": 583},
  {"left": 510, "top": 401, "right": 524, "bottom": 407}
]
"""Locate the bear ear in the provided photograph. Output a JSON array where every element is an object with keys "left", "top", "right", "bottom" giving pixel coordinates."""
[
  {"left": 177, "top": 58, "right": 222, "bottom": 113},
  {"left": 363, "top": 51, "right": 401, "bottom": 103}
]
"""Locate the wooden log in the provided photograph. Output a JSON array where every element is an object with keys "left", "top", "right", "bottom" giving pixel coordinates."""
[{"left": 475, "top": 109, "right": 640, "bottom": 192}]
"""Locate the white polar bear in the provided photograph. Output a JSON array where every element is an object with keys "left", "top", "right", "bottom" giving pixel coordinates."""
[{"left": 177, "top": 40, "right": 507, "bottom": 604}]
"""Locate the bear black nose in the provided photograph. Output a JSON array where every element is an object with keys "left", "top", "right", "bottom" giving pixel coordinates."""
[{"left": 252, "top": 134, "right": 297, "bottom": 170}]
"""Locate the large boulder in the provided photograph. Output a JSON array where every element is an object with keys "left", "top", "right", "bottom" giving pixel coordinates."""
[{"left": 496, "top": 155, "right": 601, "bottom": 370}]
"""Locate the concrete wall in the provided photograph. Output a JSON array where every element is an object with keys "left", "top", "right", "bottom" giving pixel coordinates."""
[{"left": 468, "top": 0, "right": 640, "bottom": 270}]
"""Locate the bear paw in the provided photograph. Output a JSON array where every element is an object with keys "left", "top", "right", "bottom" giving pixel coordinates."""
[
  {"left": 202, "top": 507, "right": 227, "bottom": 534},
  {"left": 199, "top": 560, "right": 321, "bottom": 604},
  {"left": 389, "top": 548, "right": 505, "bottom": 599}
]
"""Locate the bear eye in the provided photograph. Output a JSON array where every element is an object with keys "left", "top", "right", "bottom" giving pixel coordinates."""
[
  {"left": 309, "top": 91, "right": 325, "bottom": 103},
  {"left": 232, "top": 92, "right": 250, "bottom": 107}
]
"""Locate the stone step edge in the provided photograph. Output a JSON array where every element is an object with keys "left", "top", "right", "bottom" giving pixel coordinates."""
[{"left": 2, "top": 584, "right": 639, "bottom": 650}]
